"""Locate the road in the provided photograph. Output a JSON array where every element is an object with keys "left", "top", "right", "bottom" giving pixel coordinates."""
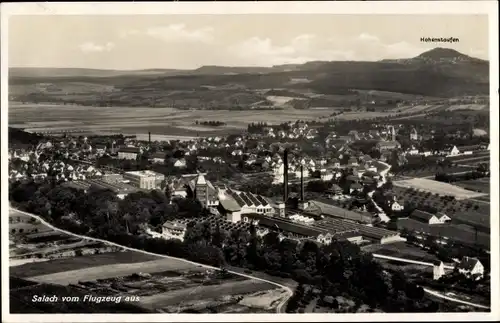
[
  {"left": 423, "top": 288, "right": 490, "bottom": 310},
  {"left": 372, "top": 253, "right": 454, "bottom": 270},
  {"left": 9, "top": 208, "right": 293, "bottom": 313}
]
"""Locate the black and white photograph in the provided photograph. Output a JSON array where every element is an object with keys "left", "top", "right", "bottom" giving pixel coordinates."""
[{"left": 1, "top": 1, "right": 498, "bottom": 321}]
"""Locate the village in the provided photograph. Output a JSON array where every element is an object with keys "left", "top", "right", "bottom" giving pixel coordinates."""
[{"left": 8, "top": 113, "right": 491, "bottom": 293}]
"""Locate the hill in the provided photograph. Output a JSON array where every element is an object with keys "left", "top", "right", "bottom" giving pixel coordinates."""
[
  {"left": 8, "top": 48, "right": 489, "bottom": 107},
  {"left": 9, "top": 67, "right": 187, "bottom": 78}
]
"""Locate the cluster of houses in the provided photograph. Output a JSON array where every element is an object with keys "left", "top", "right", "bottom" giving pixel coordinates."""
[
  {"left": 433, "top": 256, "right": 485, "bottom": 281},
  {"left": 260, "top": 122, "right": 319, "bottom": 140},
  {"left": 8, "top": 155, "right": 103, "bottom": 182}
]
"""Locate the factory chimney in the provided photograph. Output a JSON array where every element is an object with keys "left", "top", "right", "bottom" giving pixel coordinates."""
[
  {"left": 283, "top": 148, "right": 289, "bottom": 203},
  {"left": 298, "top": 164, "right": 309, "bottom": 211},
  {"left": 300, "top": 165, "right": 305, "bottom": 201},
  {"left": 148, "top": 132, "right": 151, "bottom": 145}
]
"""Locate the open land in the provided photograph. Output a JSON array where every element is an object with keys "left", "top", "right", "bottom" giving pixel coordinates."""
[
  {"left": 392, "top": 178, "right": 487, "bottom": 200},
  {"left": 454, "top": 178, "right": 490, "bottom": 194},
  {"left": 362, "top": 241, "right": 442, "bottom": 263},
  {"left": 397, "top": 219, "right": 490, "bottom": 249},
  {"left": 9, "top": 209, "right": 289, "bottom": 313},
  {"left": 8, "top": 103, "right": 334, "bottom": 137}
]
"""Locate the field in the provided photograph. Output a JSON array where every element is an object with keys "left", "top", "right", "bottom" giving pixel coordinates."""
[
  {"left": 393, "top": 165, "right": 473, "bottom": 178},
  {"left": 28, "top": 258, "right": 208, "bottom": 285},
  {"left": 12, "top": 252, "right": 288, "bottom": 313},
  {"left": 393, "top": 178, "right": 487, "bottom": 200},
  {"left": 9, "top": 209, "right": 290, "bottom": 313},
  {"left": 397, "top": 218, "right": 490, "bottom": 249},
  {"left": 392, "top": 186, "right": 490, "bottom": 229},
  {"left": 10, "top": 251, "right": 159, "bottom": 277},
  {"left": 454, "top": 178, "right": 490, "bottom": 194},
  {"left": 8, "top": 103, "right": 334, "bottom": 137},
  {"left": 362, "top": 241, "right": 441, "bottom": 263},
  {"left": 9, "top": 209, "right": 124, "bottom": 265}
]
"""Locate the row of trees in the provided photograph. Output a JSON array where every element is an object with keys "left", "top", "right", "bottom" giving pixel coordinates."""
[{"left": 194, "top": 120, "right": 227, "bottom": 127}]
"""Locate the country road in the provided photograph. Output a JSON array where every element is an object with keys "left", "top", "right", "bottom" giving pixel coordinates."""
[
  {"left": 372, "top": 253, "right": 454, "bottom": 270},
  {"left": 8, "top": 208, "right": 293, "bottom": 313}
]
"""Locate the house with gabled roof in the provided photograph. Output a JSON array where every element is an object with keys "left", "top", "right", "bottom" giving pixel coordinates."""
[
  {"left": 433, "top": 260, "right": 445, "bottom": 280},
  {"left": 457, "top": 257, "right": 484, "bottom": 279},
  {"left": 410, "top": 210, "right": 442, "bottom": 225}
]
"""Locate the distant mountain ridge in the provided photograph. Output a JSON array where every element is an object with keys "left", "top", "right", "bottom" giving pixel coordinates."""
[
  {"left": 9, "top": 48, "right": 489, "bottom": 98},
  {"left": 381, "top": 47, "right": 487, "bottom": 65},
  {"left": 11, "top": 48, "right": 487, "bottom": 78}
]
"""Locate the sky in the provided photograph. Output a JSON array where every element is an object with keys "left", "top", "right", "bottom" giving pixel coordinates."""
[{"left": 8, "top": 14, "right": 489, "bottom": 70}]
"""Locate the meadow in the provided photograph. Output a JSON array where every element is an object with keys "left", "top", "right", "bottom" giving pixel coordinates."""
[
  {"left": 392, "top": 178, "right": 487, "bottom": 200},
  {"left": 8, "top": 103, "right": 334, "bottom": 137}
]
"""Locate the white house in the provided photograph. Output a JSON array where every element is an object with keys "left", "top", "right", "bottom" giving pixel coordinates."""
[
  {"left": 173, "top": 158, "right": 187, "bottom": 168},
  {"left": 433, "top": 261, "right": 446, "bottom": 280},
  {"left": 390, "top": 200, "right": 404, "bottom": 212},
  {"left": 445, "top": 145, "right": 460, "bottom": 157},
  {"left": 437, "top": 213, "right": 451, "bottom": 223},
  {"left": 457, "top": 257, "right": 484, "bottom": 279},
  {"left": 162, "top": 221, "right": 187, "bottom": 241},
  {"left": 410, "top": 210, "right": 442, "bottom": 225},
  {"left": 320, "top": 170, "right": 333, "bottom": 181},
  {"left": 317, "top": 233, "right": 333, "bottom": 245}
]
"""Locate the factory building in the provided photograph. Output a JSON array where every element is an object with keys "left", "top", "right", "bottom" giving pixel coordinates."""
[{"left": 123, "top": 170, "right": 165, "bottom": 190}]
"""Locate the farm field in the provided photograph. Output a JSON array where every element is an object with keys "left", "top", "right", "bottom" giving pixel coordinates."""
[
  {"left": 393, "top": 165, "right": 473, "bottom": 178},
  {"left": 10, "top": 251, "right": 159, "bottom": 277},
  {"left": 9, "top": 209, "right": 122, "bottom": 263},
  {"left": 397, "top": 218, "right": 490, "bottom": 249},
  {"left": 8, "top": 103, "right": 333, "bottom": 136},
  {"left": 28, "top": 258, "right": 208, "bottom": 285},
  {"left": 14, "top": 264, "right": 287, "bottom": 313},
  {"left": 392, "top": 178, "right": 487, "bottom": 200},
  {"left": 392, "top": 186, "right": 490, "bottom": 227},
  {"left": 9, "top": 210, "right": 290, "bottom": 313},
  {"left": 454, "top": 178, "right": 490, "bottom": 194},
  {"left": 362, "top": 241, "right": 441, "bottom": 263}
]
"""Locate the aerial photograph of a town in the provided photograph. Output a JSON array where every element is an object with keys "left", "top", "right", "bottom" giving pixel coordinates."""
[{"left": 3, "top": 7, "right": 497, "bottom": 318}]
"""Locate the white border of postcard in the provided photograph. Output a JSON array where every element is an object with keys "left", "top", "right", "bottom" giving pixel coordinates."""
[{"left": 1, "top": 1, "right": 499, "bottom": 322}]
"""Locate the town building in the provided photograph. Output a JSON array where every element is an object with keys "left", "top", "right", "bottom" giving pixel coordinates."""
[
  {"left": 456, "top": 145, "right": 483, "bottom": 155},
  {"left": 410, "top": 127, "right": 419, "bottom": 141},
  {"left": 433, "top": 261, "right": 446, "bottom": 280},
  {"left": 61, "top": 179, "right": 139, "bottom": 199},
  {"left": 457, "top": 257, "right": 484, "bottom": 279},
  {"left": 184, "top": 173, "right": 219, "bottom": 208},
  {"left": 376, "top": 140, "right": 401, "bottom": 151},
  {"left": 444, "top": 145, "right": 460, "bottom": 157},
  {"left": 306, "top": 199, "right": 374, "bottom": 224},
  {"left": 410, "top": 210, "right": 445, "bottom": 225},
  {"left": 123, "top": 170, "right": 165, "bottom": 190},
  {"left": 149, "top": 152, "right": 166, "bottom": 164},
  {"left": 218, "top": 188, "right": 275, "bottom": 219},
  {"left": 162, "top": 221, "right": 187, "bottom": 241},
  {"left": 117, "top": 147, "right": 141, "bottom": 160}
]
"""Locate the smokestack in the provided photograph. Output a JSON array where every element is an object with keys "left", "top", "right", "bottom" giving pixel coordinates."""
[
  {"left": 283, "top": 149, "right": 289, "bottom": 203},
  {"left": 300, "top": 165, "right": 304, "bottom": 201},
  {"left": 148, "top": 132, "right": 151, "bottom": 145}
]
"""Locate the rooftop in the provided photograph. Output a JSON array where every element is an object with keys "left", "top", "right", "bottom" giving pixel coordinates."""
[{"left": 125, "top": 170, "right": 164, "bottom": 177}]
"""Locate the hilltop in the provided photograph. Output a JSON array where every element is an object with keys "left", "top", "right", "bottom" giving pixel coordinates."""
[{"left": 8, "top": 48, "right": 489, "bottom": 108}]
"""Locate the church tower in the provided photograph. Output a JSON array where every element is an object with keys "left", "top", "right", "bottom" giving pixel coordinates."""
[{"left": 194, "top": 173, "right": 209, "bottom": 207}]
